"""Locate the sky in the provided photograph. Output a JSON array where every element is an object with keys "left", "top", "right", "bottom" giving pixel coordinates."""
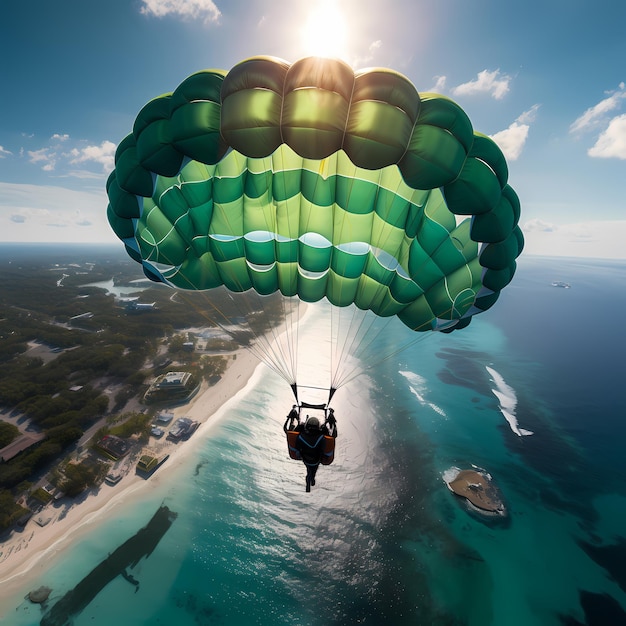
[{"left": 0, "top": 0, "right": 625, "bottom": 259}]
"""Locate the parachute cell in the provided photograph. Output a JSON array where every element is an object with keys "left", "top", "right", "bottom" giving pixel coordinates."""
[{"left": 107, "top": 56, "right": 523, "bottom": 335}]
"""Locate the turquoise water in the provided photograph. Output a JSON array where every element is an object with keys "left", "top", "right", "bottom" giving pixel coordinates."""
[{"left": 4, "top": 256, "right": 626, "bottom": 625}]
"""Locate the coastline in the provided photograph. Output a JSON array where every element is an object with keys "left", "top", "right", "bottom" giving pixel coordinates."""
[{"left": 0, "top": 347, "right": 263, "bottom": 607}]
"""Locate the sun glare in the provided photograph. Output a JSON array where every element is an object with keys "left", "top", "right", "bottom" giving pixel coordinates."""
[{"left": 300, "top": 1, "right": 350, "bottom": 61}]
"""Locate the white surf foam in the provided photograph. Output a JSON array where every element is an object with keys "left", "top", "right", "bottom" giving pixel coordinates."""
[
  {"left": 486, "top": 365, "right": 533, "bottom": 437},
  {"left": 399, "top": 370, "right": 447, "bottom": 418},
  {"left": 442, "top": 466, "right": 461, "bottom": 488}
]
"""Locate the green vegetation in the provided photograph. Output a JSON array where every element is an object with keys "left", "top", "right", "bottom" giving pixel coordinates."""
[
  {"left": 107, "top": 411, "right": 152, "bottom": 440},
  {"left": 197, "top": 355, "right": 227, "bottom": 382},
  {"left": 55, "top": 459, "right": 109, "bottom": 498},
  {"left": 0, "top": 421, "right": 19, "bottom": 447},
  {"left": 31, "top": 486, "right": 54, "bottom": 505},
  {"left": 0, "top": 489, "right": 30, "bottom": 528},
  {"left": 0, "top": 244, "right": 284, "bottom": 533}
]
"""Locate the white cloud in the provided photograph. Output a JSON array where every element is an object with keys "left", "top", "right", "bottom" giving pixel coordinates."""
[
  {"left": 140, "top": 0, "right": 221, "bottom": 24},
  {"left": 570, "top": 83, "right": 626, "bottom": 134},
  {"left": 490, "top": 123, "right": 528, "bottom": 161},
  {"left": 516, "top": 106, "right": 539, "bottom": 125},
  {"left": 523, "top": 218, "right": 556, "bottom": 233},
  {"left": 351, "top": 40, "right": 382, "bottom": 69},
  {"left": 64, "top": 169, "right": 108, "bottom": 181},
  {"left": 588, "top": 113, "right": 626, "bottom": 159},
  {"left": 0, "top": 145, "right": 12, "bottom": 158},
  {"left": 24, "top": 138, "right": 115, "bottom": 175},
  {"left": 51, "top": 133, "right": 70, "bottom": 142},
  {"left": 28, "top": 148, "right": 57, "bottom": 171},
  {"left": 0, "top": 181, "right": 115, "bottom": 244},
  {"left": 428, "top": 75, "right": 447, "bottom": 93},
  {"left": 452, "top": 69, "right": 511, "bottom": 100},
  {"left": 569, "top": 84, "right": 626, "bottom": 161},
  {"left": 522, "top": 219, "right": 626, "bottom": 259},
  {"left": 489, "top": 105, "right": 539, "bottom": 161},
  {"left": 68, "top": 140, "right": 116, "bottom": 173}
]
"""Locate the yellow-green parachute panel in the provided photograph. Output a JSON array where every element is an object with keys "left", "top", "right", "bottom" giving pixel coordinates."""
[{"left": 107, "top": 56, "right": 523, "bottom": 333}]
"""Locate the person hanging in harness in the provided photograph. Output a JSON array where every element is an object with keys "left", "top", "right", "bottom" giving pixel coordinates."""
[
  {"left": 295, "top": 416, "right": 326, "bottom": 492},
  {"left": 284, "top": 407, "right": 338, "bottom": 492}
]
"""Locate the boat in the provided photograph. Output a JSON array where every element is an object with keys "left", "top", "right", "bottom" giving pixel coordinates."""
[{"left": 551, "top": 281, "right": 571, "bottom": 288}]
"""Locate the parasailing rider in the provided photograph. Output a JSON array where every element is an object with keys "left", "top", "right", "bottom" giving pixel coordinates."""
[
  {"left": 284, "top": 405, "right": 338, "bottom": 492},
  {"left": 295, "top": 416, "right": 326, "bottom": 492}
]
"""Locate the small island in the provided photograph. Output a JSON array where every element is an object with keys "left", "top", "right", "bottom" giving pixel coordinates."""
[{"left": 445, "top": 468, "right": 506, "bottom": 516}]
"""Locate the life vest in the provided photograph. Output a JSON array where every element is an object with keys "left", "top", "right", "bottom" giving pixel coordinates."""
[
  {"left": 320, "top": 435, "right": 335, "bottom": 465},
  {"left": 285, "top": 431, "right": 335, "bottom": 465},
  {"left": 286, "top": 430, "right": 301, "bottom": 460}
]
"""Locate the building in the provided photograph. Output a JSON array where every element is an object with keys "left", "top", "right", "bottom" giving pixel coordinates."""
[
  {"left": 144, "top": 371, "right": 199, "bottom": 405},
  {"left": 95, "top": 435, "right": 131, "bottom": 461},
  {"left": 154, "top": 371, "right": 192, "bottom": 390}
]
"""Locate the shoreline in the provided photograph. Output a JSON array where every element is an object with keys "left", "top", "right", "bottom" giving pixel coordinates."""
[{"left": 0, "top": 347, "right": 263, "bottom": 607}]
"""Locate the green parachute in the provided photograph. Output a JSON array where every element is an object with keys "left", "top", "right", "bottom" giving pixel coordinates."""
[{"left": 107, "top": 56, "right": 523, "bottom": 338}]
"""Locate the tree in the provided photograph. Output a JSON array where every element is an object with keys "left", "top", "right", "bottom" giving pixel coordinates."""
[
  {"left": 58, "top": 459, "right": 108, "bottom": 497},
  {"left": 0, "top": 421, "right": 19, "bottom": 447}
]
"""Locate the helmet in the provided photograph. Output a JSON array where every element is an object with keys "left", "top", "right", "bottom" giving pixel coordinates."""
[{"left": 306, "top": 416, "right": 320, "bottom": 431}]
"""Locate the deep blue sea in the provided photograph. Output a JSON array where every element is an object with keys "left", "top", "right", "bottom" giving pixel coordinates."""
[{"left": 3, "top": 254, "right": 626, "bottom": 626}]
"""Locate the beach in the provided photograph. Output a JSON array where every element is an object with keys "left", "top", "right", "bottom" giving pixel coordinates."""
[
  {"left": 0, "top": 347, "right": 262, "bottom": 605},
  {"left": 2, "top": 257, "right": 626, "bottom": 625}
]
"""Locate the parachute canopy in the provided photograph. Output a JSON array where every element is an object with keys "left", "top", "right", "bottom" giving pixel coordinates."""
[{"left": 107, "top": 56, "right": 523, "bottom": 334}]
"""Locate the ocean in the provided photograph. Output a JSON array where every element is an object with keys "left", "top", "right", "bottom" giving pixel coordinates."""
[{"left": 4, "top": 254, "right": 626, "bottom": 626}]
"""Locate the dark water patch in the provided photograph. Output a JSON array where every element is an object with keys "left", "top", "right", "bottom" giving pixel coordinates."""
[
  {"left": 451, "top": 497, "right": 512, "bottom": 530},
  {"left": 436, "top": 344, "right": 599, "bottom": 525},
  {"left": 559, "top": 590, "right": 626, "bottom": 626},
  {"left": 436, "top": 347, "right": 494, "bottom": 393},
  {"left": 323, "top": 374, "right": 496, "bottom": 626},
  {"left": 578, "top": 538, "right": 626, "bottom": 594},
  {"left": 170, "top": 588, "right": 220, "bottom": 625},
  {"left": 193, "top": 460, "right": 208, "bottom": 476},
  {"left": 40, "top": 504, "right": 177, "bottom": 626},
  {"left": 435, "top": 329, "right": 603, "bottom": 513}
]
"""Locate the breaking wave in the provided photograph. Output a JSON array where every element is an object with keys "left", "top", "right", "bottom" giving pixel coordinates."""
[
  {"left": 399, "top": 370, "right": 447, "bottom": 418},
  {"left": 486, "top": 366, "right": 533, "bottom": 436}
]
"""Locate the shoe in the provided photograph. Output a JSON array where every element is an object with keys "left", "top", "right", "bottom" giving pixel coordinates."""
[{"left": 311, "top": 479, "right": 315, "bottom": 486}]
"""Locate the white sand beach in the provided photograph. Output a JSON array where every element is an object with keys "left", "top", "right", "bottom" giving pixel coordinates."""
[{"left": 0, "top": 348, "right": 263, "bottom": 603}]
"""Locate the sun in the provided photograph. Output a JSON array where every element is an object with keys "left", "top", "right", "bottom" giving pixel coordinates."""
[{"left": 300, "top": 1, "right": 350, "bottom": 61}]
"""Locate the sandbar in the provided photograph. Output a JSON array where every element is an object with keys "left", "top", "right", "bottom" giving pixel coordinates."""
[{"left": 446, "top": 469, "right": 506, "bottom": 515}]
